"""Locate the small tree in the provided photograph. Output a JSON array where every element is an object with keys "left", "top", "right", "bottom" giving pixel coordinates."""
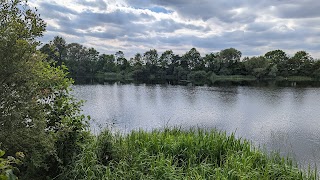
[{"left": 0, "top": 1, "right": 89, "bottom": 179}]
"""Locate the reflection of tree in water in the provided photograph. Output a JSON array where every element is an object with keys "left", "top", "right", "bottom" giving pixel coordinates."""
[
  {"left": 292, "top": 88, "right": 307, "bottom": 104},
  {"left": 216, "top": 86, "right": 238, "bottom": 104},
  {"left": 145, "top": 85, "right": 158, "bottom": 102},
  {"left": 134, "top": 84, "right": 143, "bottom": 102},
  {"left": 159, "top": 85, "right": 177, "bottom": 105},
  {"left": 114, "top": 83, "right": 124, "bottom": 111},
  {"left": 187, "top": 86, "right": 197, "bottom": 104},
  {"left": 184, "top": 86, "right": 198, "bottom": 104},
  {"left": 251, "top": 87, "right": 284, "bottom": 105}
]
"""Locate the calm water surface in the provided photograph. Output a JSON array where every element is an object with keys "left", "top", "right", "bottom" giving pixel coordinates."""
[{"left": 72, "top": 83, "right": 320, "bottom": 169}]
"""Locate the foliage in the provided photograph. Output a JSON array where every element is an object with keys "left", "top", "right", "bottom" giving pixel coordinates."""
[
  {"left": 0, "top": 150, "right": 24, "bottom": 180},
  {"left": 188, "top": 70, "right": 208, "bottom": 84},
  {"left": 41, "top": 36, "right": 320, "bottom": 84},
  {"left": 0, "top": 0, "right": 89, "bottom": 179},
  {"left": 144, "top": 49, "right": 159, "bottom": 66},
  {"left": 63, "top": 128, "right": 317, "bottom": 180},
  {"left": 0, "top": 1, "right": 48, "bottom": 176}
]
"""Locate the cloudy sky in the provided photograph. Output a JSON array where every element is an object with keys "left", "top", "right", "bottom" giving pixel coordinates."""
[{"left": 29, "top": 0, "right": 320, "bottom": 58}]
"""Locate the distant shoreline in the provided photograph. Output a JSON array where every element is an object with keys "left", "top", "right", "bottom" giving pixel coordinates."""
[{"left": 70, "top": 75, "right": 320, "bottom": 87}]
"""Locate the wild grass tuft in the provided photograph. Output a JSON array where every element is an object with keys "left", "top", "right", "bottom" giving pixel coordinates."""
[{"left": 63, "top": 128, "right": 318, "bottom": 180}]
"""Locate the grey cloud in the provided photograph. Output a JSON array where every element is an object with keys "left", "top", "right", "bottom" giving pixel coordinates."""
[
  {"left": 38, "top": 1, "right": 154, "bottom": 27},
  {"left": 246, "top": 22, "right": 273, "bottom": 32},
  {"left": 40, "top": 2, "right": 212, "bottom": 42},
  {"left": 39, "top": 2, "right": 77, "bottom": 15},
  {"left": 152, "top": 19, "right": 211, "bottom": 33},
  {"left": 75, "top": 10, "right": 150, "bottom": 27},
  {"left": 128, "top": 0, "right": 258, "bottom": 23},
  {"left": 76, "top": 0, "right": 107, "bottom": 10},
  {"left": 35, "top": 0, "right": 320, "bottom": 58},
  {"left": 275, "top": 3, "right": 320, "bottom": 19},
  {"left": 38, "top": 3, "right": 155, "bottom": 40}
]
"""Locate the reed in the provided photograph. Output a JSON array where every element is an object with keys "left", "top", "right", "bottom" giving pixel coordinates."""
[{"left": 63, "top": 128, "right": 317, "bottom": 180}]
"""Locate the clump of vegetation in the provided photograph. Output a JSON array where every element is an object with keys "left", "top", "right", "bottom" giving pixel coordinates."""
[
  {"left": 64, "top": 128, "right": 317, "bottom": 180},
  {"left": 0, "top": 150, "right": 24, "bottom": 180},
  {"left": 0, "top": 0, "right": 89, "bottom": 179}
]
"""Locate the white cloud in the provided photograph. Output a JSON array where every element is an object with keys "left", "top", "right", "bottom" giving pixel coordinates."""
[{"left": 29, "top": 0, "right": 320, "bottom": 58}]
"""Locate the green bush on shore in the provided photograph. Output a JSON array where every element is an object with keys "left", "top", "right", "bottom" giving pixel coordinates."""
[
  {"left": 0, "top": 150, "right": 24, "bottom": 180},
  {"left": 63, "top": 128, "right": 317, "bottom": 180}
]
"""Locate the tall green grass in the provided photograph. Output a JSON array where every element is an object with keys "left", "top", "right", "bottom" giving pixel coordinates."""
[{"left": 62, "top": 128, "right": 317, "bottom": 180}]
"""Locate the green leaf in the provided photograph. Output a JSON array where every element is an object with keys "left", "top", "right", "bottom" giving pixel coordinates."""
[
  {"left": 5, "top": 170, "right": 17, "bottom": 180},
  {"left": 0, "top": 174, "right": 8, "bottom": 180},
  {"left": 0, "top": 151, "right": 5, "bottom": 158}
]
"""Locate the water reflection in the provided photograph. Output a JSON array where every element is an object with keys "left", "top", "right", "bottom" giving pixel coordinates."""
[{"left": 72, "top": 83, "right": 320, "bottom": 170}]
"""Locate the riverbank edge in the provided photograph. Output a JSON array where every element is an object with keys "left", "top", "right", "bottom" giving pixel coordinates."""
[
  {"left": 72, "top": 74, "right": 319, "bottom": 85},
  {"left": 62, "top": 128, "right": 317, "bottom": 179}
]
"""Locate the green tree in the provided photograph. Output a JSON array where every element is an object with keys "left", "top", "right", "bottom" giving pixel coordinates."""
[
  {"left": 40, "top": 36, "right": 67, "bottom": 66},
  {"left": 144, "top": 49, "right": 158, "bottom": 66},
  {"left": 98, "top": 54, "right": 116, "bottom": 72},
  {"left": 0, "top": 0, "right": 45, "bottom": 85},
  {"left": 115, "top": 51, "right": 124, "bottom": 66},
  {"left": 53, "top": 36, "right": 67, "bottom": 66},
  {"left": 173, "top": 66, "right": 188, "bottom": 81},
  {"left": 115, "top": 51, "right": 130, "bottom": 71},
  {"left": 264, "top": 50, "right": 288, "bottom": 76},
  {"left": 204, "top": 52, "right": 225, "bottom": 74},
  {"left": 133, "top": 53, "right": 143, "bottom": 67},
  {"left": 218, "top": 48, "right": 242, "bottom": 75},
  {"left": 0, "top": 1, "right": 88, "bottom": 179},
  {"left": 243, "top": 56, "right": 270, "bottom": 78},
  {"left": 39, "top": 43, "right": 56, "bottom": 63},
  {"left": 292, "top": 51, "right": 313, "bottom": 76},
  {"left": 312, "top": 60, "right": 320, "bottom": 79},
  {"left": 220, "top": 48, "right": 242, "bottom": 62},
  {"left": 188, "top": 70, "right": 207, "bottom": 84},
  {"left": 159, "top": 50, "right": 174, "bottom": 69},
  {"left": 265, "top": 49, "right": 288, "bottom": 64},
  {"left": 268, "top": 65, "right": 278, "bottom": 78},
  {"left": 65, "top": 42, "right": 87, "bottom": 76},
  {"left": 86, "top": 47, "right": 99, "bottom": 76},
  {"left": 182, "top": 48, "right": 204, "bottom": 70}
]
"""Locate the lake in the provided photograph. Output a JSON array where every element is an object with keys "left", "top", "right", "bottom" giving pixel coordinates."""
[{"left": 72, "top": 82, "right": 320, "bottom": 170}]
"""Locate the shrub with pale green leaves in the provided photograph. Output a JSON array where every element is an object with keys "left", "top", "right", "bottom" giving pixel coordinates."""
[{"left": 0, "top": 150, "right": 24, "bottom": 180}]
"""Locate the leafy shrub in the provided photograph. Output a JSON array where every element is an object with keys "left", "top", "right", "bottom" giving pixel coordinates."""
[
  {"left": 0, "top": 1, "right": 89, "bottom": 179},
  {"left": 0, "top": 150, "right": 24, "bottom": 180}
]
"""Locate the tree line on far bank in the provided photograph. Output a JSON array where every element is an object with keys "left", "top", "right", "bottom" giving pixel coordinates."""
[{"left": 40, "top": 36, "right": 320, "bottom": 84}]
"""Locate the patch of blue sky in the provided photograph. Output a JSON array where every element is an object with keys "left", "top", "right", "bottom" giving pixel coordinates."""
[{"left": 148, "top": 6, "right": 172, "bottom": 14}]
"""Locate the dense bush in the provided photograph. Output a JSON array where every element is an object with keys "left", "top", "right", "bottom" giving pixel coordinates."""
[
  {"left": 0, "top": 1, "right": 89, "bottom": 179},
  {"left": 0, "top": 150, "right": 24, "bottom": 180}
]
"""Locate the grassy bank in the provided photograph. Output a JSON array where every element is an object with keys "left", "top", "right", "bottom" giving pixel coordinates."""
[
  {"left": 210, "top": 74, "right": 257, "bottom": 82},
  {"left": 277, "top": 76, "right": 315, "bottom": 81},
  {"left": 96, "top": 72, "right": 134, "bottom": 82},
  {"left": 90, "top": 73, "right": 318, "bottom": 84},
  {"left": 62, "top": 128, "right": 317, "bottom": 179}
]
